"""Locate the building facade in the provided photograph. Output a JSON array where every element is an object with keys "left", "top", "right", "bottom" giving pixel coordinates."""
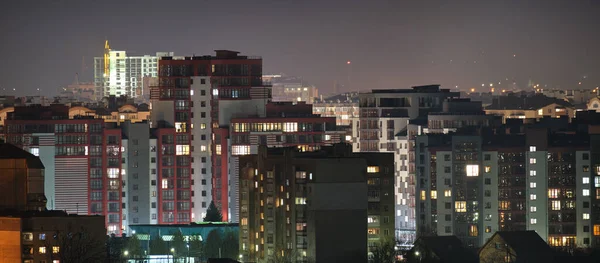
[{"left": 238, "top": 145, "right": 371, "bottom": 263}]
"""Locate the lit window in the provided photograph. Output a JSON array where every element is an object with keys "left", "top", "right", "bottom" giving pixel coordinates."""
[
  {"left": 594, "top": 225, "right": 600, "bottom": 236},
  {"left": 529, "top": 146, "right": 536, "bottom": 152},
  {"left": 212, "top": 89, "right": 219, "bottom": 96},
  {"left": 215, "top": 145, "right": 222, "bottom": 155},
  {"left": 469, "top": 225, "right": 478, "bottom": 236},
  {"left": 531, "top": 218, "right": 537, "bottom": 225},
  {"left": 551, "top": 200, "right": 561, "bottom": 210},
  {"left": 530, "top": 182, "right": 536, "bottom": 189},
  {"left": 529, "top": 158, "right": 536, "bottom": 164},
  {"left": 22, "top": 233, "right": 33, "bottom": 241},
  {"left": 295, "top": 197, "right": 306, "bottom": 205},
  {"left": 367, "top": 166, "right": 380, "bottom": 173},
  {"left": 530, "top": 170, "right": 537, "bottom": 176},
  {"left": 583, "top": 177, "right": 590, "bottom": 184},
  {"left": 431, "top": 190, "right": 437, "bottom": 200},
  {"left": 345, "top": 135, "right": 352, "bottom": 141},
  {"left": 176, "top": 145, "right": 190, "bottom": 155},
  {"left": 595, "top": 177, "right": 600, "bottom": 187},
  {"left": 584, "top": 165, "right": 590, "bottom": 172},
  {"left": 324, "top": 134, "right": 331, "bottom": 141},
  {"left": 530, "top": 194, "right": 537, "bottom": 200},
  {"left": 420, "top": 190, "right": 426, "bottom": 201},
  {"left": 39, "top": 247, "right": 46, "bottom": 254},
  {"left": 583, "top": 189, "right": 590, "bottom": 196},
  {"left": 52, "top": 246, "right": 59, "bottom": 253},
  {"left": 444, "top": 190, "right": 452, "bottom": 197},
  {"left": 530, "top": 206, "right": 537, "bottom": 212},
  {"left": 232, "top": 145, "right": 251, "bottom": 155},
  {"left": 200, "top": 123, "right": 207, "bottom": 130},
  {"left": 466, "top": 164, "right": 479, "bottom": 177},
  {"left": 30, "top": 147, "right": 40, "bottom": 156},
  {"left": 200, "top": 145, "right": 207, "bottom": 152},
  {"left": 39, "top": 233, "right": 46, "bottom": 240},
  {"left": 107, "top": 168, "right": 119, "bottom": 178},
  {"left": 162, "top": 179, "right": 168, "bottom": 189},
  {"left": 455, "top": 201, "right": 466, "bottom": 212},
  {"left": 548, "top": 189, "right": 560, "bottom": 198},
  {"left": 584, "top": 213, "right": 590, "bottom": 220},
  {"left": 283, "top": 122, "right": 298, "bottom": 132},
  {"left": 484, "top": 166, "right": 491, "bottom": 173}
]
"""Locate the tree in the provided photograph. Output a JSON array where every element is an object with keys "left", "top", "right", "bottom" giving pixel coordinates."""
[
  {"left": 203, "top": 201, "right": 223, "bottom": 222},
  {"left": 204, "top": 229, "right": 223, "bottom": 258},
  {"left": 149, "top": 233, "right": 168, "bottom": 255},
  {"left": 189, "top": 235, "right": 204, "bottom": 259},
  {"left": 221, "top": 229, "right": 239, "bottom": 259},
  {"left": 371, "top": 238, "right": 396, "bottom": 263},
  {"left": 171, "top": 230, "right": 186, "bottom": 258},
  {"left": 125, "top": 234, "right": 144, "bottom": 262}
]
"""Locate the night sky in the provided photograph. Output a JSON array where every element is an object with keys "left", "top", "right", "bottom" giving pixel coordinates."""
[{"left": 1, "top": 0, "right": 600, "bottom": 97}]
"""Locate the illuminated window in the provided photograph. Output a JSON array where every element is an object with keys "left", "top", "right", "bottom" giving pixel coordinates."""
[
  {"left": 484, "top": 166, "right": 491, "bottom": 173},
  {"left": 38, "top": 233, "right": 45, "bottom": 240},
  {"left": 529, "top": 146, "right": 536, "bottom": 152},
  {"left": 420, "top": 190, "right": 426, "bottom": 201},
  {"left": 52, "top": 246, "right": 59, "bottom": 253},
  {"left": 594, "top": 225, "right": 600, "bottom": 236},
  {"left": 345, "top": 135, "right": 352, "bottom": 141},
  {"left": 162, "top": 179, "right": 168, "bottom": 189},
  {"left": 431, "top": 190, "right": 437, "bottom": 200},
  {"left": 485, "top": 226, "right": 492, "bottom": 233},
  {"left": 215, "top": 145, "right": 222, "bottom": 155},
  {"left": 548, "top": 189, "right": 560, "bottom": 198},
  {"left": 176, "top": 145, "right": 190, "bottom": 155},
  {"left": 530, "top": 194, "right": 537, "bottom": 200},
  {"left": 367, "top": 166, "right": 380, "bottom": 173},
  {"left": 367, "top": 228, "right": 380, "bottom": 235},
  {"left": 530, "top": 170, "right": 537, "bottom": 176},
  {"left": 200, "top": 123, "right": 207, "bottom": 130},
  {"left": 107, "top": 168, "right": 119, "bottom": 179},
  {"left": 200, "top": 145, "right": 207, "bottom": 152},
  {"left": 499, "top": 201, "right": 510, "bottom": 210},
  {"left": 455, "top": 201, "right": 466, "bottom": 212},
  {"left": 368, "top": 216, "right": 379, "bottom": 223},
  {"left": 530, "top": 206, "right": 537, "bottom": 212},
  {"left": 30, "top": 147, "right": 39, "bottom": 156},
  {"left": 551, "top": 200, "right": 561, "bottom": 210},
  {"left": 444, "top": 190, "right": 452, "bottom": 197},
  {"left": 232, "top": 145, "right": 251, "bottom": 155},
  {"left": 469, "top": 225, "right": 478, "bottom": 236},
  {"left": 295, "top": 197, "right": 306, "bottom": 205},
  {"left": 324, "top": 134, "right": 331, "bottom": 141},
  {"left": 584, "top": 213, "right": 590, "bottom": 220},
  {"left": 584, "top": 165, "right": 590, "bottom": 172},
  {"left": 531, "top": 218, "right": 537, "bottom": 225},
  {"left": 39, "top": 247, "right": 46, "bottom": 254},
  {"left": 595, "top": 177, "right": 600, "bottom": 187},
  {"left": 583, "top": 189, "right": 590, "bottom": 196},
  {"left": 466, "top": 165, "right": 479, "bottom": 177},
  {"left": 583, "top": 177, "right": 590, "bottom": 184},
  {"left": 283, "top": 122, "right": 298, "bottom": 132},
  {"left": 529, "top": 158, "right": 536, "bottom": 164},
  {"left": 530, "top": 182, "right": 537, "bottom": 189}
]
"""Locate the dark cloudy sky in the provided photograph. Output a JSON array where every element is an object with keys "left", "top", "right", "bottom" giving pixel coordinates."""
[{"left": 1, "top": 0, "right": 599, "bottom": 97}]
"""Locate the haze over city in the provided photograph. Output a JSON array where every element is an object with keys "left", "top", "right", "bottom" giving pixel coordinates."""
[{"left": 2, "top": 0, "right": 600, "bottom": 97}]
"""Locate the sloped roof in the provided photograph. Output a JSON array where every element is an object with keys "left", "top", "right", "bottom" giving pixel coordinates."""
[
  {"left": 0, "top": 143, "right": 44, "bottom": 169},
  {"left": 416, "top": 236, "right": 477, "bottom": 263},
  {"left": 493, "top": 231, "right": 556, "bottom": 263}
]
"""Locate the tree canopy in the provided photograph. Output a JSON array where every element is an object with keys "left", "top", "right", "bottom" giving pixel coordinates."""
[{"left": 203, "top": 201, "right": 223, "bottom": 222}]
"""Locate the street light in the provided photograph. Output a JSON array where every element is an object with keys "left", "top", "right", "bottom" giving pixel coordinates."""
[
  {"left": 239, "top": 254, "right": 243, "bottom": 262},
  {"left": 186, "top": 244, "right": 190, "bottom": 263},
  {"left": 124, "top": 250, "right": 129, "bottom": 263},
  {"left": 171, "top": 248, "right": 175, "bottom": 263}
]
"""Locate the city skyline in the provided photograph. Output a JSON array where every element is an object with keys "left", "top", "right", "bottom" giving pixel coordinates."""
[{"left": 1, "top": 0, "right": 600, "bottom": 97}]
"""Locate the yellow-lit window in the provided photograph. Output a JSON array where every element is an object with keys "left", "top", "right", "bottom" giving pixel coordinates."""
[
  {"left": 455, "top": 201, "right": 466, "bottom": 212},
  {"left": 594, "top": 225, "right": 600, "bottom": 236},
  {"left": 52, "top": 246, "right": 59, "bottom": 253},
  {"left": 548, "top": 189, "right": 560, "bottom": 198},
  {"left": 367, "top": 166, "right": 380, "bottom": 173},
  {"left": 431, "top": 190, "right": 437, "bottom": 200},
  {"left": 241, "top": 218, "right": 248, "bottom": 226},
  {"left": 161, "top": 179, "right": 168, "bottom": 189},
  {"left": 420, "top": 190, "right": 426, "bottom": 201},
  {"left": 484, "top": 166, "right": 491, "bottom": 173},
  {"left": 367, "top": 228, "right": 380, "bottom": 235},
  {"left": 466, "top": 165, "right": 479, "bottom": 177},
  {"left": 469, "top": 225, "right": 478, "bottom": 236},
  {"left": 176, "top": 145, "right": 190, "bottom": 155},
  {"left": 39, "top": 247, "right": 46, "bottom": 254},
  {"left": 551, "top": 200, "right": 561, "bottom": 210},
  {"left": 499, "top": 201, "right": 510, "bottom": 210},
  {"left": 216, "top": 145, "right": 222, "bottom": 155},
  {"left": 444, "top": 190, "right": 451, "bottom": 197}
]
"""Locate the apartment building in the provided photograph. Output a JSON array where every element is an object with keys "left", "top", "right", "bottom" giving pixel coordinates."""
[
  {"left": 415, "top": 128, "right": 594, "bottom": 248},
  {"left": 2, "top": 105, "right": 125, "bottom": 235},
  {"left": 238, "top": 144, "right": 376, "bottom": 263}
]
